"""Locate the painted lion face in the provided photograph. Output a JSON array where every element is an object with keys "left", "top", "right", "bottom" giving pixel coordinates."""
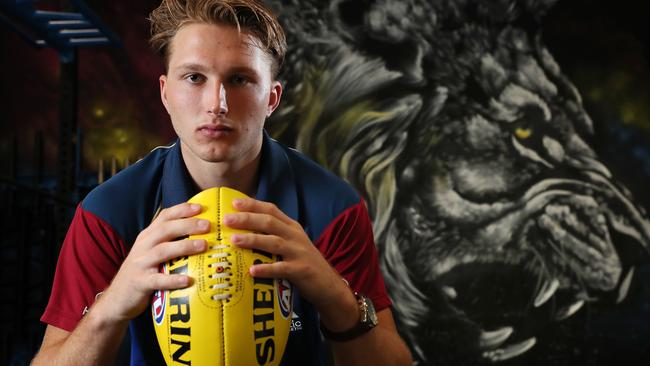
[{"left": 268, "top": 0, "right": 650, "bottom": 364}]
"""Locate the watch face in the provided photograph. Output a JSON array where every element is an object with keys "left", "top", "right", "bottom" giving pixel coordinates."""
[
  {"left": 363, "top": 296, "right": 379, "bottom": 326},
  {"left": 368, "top": 307, "right": 378, "bottom": 326}
]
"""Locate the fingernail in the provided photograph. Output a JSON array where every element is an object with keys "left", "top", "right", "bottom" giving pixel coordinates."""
[
  {"left": 223, "top": 214, "right": 235, "bottom": 224},
  {"left": 233, "top": 199, "right": 244, "bottom": 207},
  {"left": 178, "top": 276, "right": 190, "bottom": 286},
  {"left": 231, "top": 234, "right": 241, "bottom": 243},
  {"left": 193, "top": 240, "right": 205, "bottom": 249},
  {"left": 198, "top": 220, "right": 209, "bottom": 229},
  {"left": 190, "top": 203, "right": 201, "bottom": 211}
]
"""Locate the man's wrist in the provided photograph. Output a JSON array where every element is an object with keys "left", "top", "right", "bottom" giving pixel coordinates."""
[
  {"left": 85, "top": 291, "right": 132, "bottom": 329},
  {"left": 316, "top": 278, "right": 360, "bottom": 332},
  {"left": 320, "top": 292, "right": 378, "bottom": 342}
]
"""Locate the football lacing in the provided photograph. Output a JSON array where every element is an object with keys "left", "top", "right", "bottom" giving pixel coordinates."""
[{"left": 208, "top": 244, "right": 233, "bottom": 301}]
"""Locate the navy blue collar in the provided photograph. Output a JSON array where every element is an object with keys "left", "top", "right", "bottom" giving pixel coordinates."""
[{"left": 160, "top": 131, "right": 299, "bottom": 222}]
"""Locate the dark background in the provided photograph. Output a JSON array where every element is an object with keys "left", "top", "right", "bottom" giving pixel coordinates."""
[{"left": 1, "top": 0, "right": 648, "bottom": 364}]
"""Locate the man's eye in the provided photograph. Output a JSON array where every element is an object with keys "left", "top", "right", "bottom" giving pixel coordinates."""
[
  {"left": 230, "top": 74, "right": 249, "bottom": 85},
  {"left": 186, "top": 74, "right": 204, "bottom": 83}
]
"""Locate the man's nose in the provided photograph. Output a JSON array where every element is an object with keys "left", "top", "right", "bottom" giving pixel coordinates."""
[{"left": 208, "top": 82, "right": 228, "bottom": 116}]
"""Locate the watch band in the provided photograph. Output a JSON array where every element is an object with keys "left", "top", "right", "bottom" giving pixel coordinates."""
[{"left": 320, "top": 292, "right": 378, "bottom": 342}]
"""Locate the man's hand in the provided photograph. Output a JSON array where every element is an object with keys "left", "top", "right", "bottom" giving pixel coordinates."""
[
  {"left": 224, "top": 198, "right": 360, "bottom": 332},
  {"left": 96, "top": 202, "right": 210, "bottom": 323},
  {"left": 33, "top": 202, "right": 212, "bottom": 366},
  {"left": 224, "top": 198, "right": 412, "bottom": 365}
]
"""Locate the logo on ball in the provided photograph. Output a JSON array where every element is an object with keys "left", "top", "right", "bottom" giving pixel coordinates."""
[
  {"left": 152, "top": 289, "right": 166, "bottom": 325},
  {"left": 152, "top": 263, "right": 168, "bottom": 325},
  {"left": 277, "top": 278, "right": 293, "bottom": 319}
]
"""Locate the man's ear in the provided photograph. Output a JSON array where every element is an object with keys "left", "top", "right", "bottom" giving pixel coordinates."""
[
  {"left": 159, "top": 75, "right": 170, "bottom": 114},
  {"left": 266, "top": 81, "right": 283, "bottom": 117}
]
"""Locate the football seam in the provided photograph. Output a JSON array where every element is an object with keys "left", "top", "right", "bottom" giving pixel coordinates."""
[
  {"left": 220, "top": 300, "right": 226, "bottom": 365},
  {"left": 218, "top": 192, "right": 227, "bottom": 365}
]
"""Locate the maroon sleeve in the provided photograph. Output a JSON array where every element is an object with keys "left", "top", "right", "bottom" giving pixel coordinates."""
[
  {"left": 41, "top": 204, "right": 128, "bottom": 331},
  {"left": 314, "top": 199, "right": 391, "bottom": 311}
]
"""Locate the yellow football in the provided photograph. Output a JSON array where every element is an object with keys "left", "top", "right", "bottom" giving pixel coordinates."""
[{"left": 151, "top": 187, "right": 293, "bottom": 366}]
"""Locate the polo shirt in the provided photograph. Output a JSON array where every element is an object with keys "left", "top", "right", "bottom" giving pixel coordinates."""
[{"left": 41, "top": 131, "right": 390, "bottom": 365}]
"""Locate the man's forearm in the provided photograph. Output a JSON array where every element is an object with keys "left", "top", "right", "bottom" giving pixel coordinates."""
[
  {"left": 32, "top": 299, "right": 129, "bottom": 366},
  {"left": 315, "top": 279, "right": 412, "bottom": 365},
  {"left": 330, "top": 309, "right": 412, "bottom": 366}
]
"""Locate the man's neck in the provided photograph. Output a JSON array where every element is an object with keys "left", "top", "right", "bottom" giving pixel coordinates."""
[{"left": 181, "top": 146, "right": 262, "bottom": 198}]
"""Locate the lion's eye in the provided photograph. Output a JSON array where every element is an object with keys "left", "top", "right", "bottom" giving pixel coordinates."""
[{"left": 515, "top": 127, "right": 533, "bottom": 139}]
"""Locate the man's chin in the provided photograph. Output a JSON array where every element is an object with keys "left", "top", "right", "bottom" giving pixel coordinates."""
[
  {"left": 181, "top": 142, "right": 230, "bottom": 163},
  {"left": 198, "top": 151, "right": 231, "bottom": 163},
  {"left": 181, "top": 137, "right": 261, "bottom": 166}
]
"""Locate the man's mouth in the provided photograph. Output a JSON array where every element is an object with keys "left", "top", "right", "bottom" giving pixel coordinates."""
[{"left": 197, "top": 123, "right": 234, "bottom": 137}]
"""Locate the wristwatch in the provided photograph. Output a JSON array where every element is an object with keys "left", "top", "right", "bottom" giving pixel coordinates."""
[{"left": 320, "top": 292, "right": 378, "bottom": 341}]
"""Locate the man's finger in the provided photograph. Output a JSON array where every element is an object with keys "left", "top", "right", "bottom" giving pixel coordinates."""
[
  {"left": 231, "top": 233, "right": 286, "bottom": 256},
  {"left": 159, "top": 217, "right": 210, "bottom": 241},
  {"left": 223, "top": 211, "right": 287, "bottom": 236},
  {"left": 232, "top": 198, "right": 294, "bottom": 225},
  {"left": 144, "top": 239, "right": 207, "bottom": 267},
  {"left": 248, "top": 261, "right": 290, "bottom": 280},
  {"left": 146, "top": 272, "right": 193, "bottom": 291},
  {"left": 156, "top": 202, "right": 203, "bottom": 222},
  {"left": 142, "top": 217, "right": 210, "bottom": 247}
]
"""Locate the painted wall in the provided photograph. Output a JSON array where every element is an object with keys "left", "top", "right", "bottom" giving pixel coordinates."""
[{"left": 266, "top": 0, "right": 650, "bottom": 364}]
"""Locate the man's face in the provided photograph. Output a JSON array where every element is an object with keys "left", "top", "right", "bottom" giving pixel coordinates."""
[{"left": 160, "top": 22, "right": 281, "bottom": 169}]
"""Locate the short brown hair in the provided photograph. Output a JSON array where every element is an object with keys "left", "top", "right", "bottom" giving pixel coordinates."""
[{"left": 148, "top": 0, "right": 286, "bottom": 77}]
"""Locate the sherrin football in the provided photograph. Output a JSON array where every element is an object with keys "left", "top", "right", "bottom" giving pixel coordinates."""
[{"left": 151, "top": 187, "right": 294, "bottom": 366}]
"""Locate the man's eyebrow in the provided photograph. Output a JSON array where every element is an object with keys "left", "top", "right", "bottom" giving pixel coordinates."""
[
  {"left": 228, "top": 66, "right": 259, "bottom": 75},
  {"left": 173, "top": 63, "right": 260, "bottom": 76},
  {"left": 174, "top": 63, "right": 210, "bottom": 73}
]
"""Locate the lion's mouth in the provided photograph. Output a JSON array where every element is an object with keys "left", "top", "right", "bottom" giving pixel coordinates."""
[
  {"left": 402, "top": 164, "right": 650, "bottom": 362},
  {"left": 427, "top": 260, "right": 540, "bottom": 361},
  {"left": 423, "top": 203, "right": 644, "bottom": 361}
]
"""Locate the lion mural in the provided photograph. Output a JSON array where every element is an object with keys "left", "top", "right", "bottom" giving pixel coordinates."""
[{"left": 266, "top": 0, "right": 650, "bottom": 364}]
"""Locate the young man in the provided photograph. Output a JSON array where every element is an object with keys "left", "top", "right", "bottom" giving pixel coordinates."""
[{"left": 33, "top": 0, "right": 412, "bottom": 365}]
